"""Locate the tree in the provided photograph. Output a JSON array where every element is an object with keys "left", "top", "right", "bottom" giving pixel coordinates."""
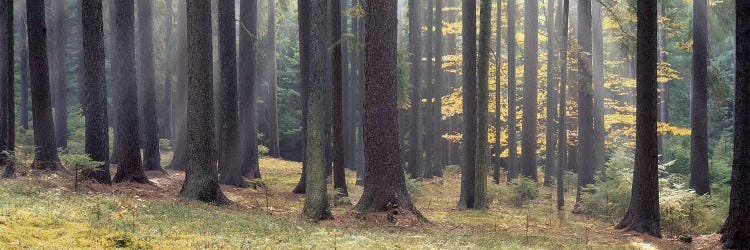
[
  {"left": 82, "top": 0, "right": 111, "bottom": 184},
  {"left": 355, "top": 0, "right": 424, "bottom": 222},
  {"left": 493, "top": 0, "right": 501, "bottom": 184},
  {"left": 458, "top": 0, "right": 477, "bottom": 210},
  {"left": 721, "top": 2, "right": 750, "bottom": 247},
  {"left": 112, "top": 0, "right": 148, "bottom": 183},
  {"left": 108, "top": 0, "right": 122, "bottom": 165},
  {"left": 180, "top": 0, "right": 228, "bottom": 204},
  {"left": 592, "top": 0, "right": 605, "bottom": 172},
  {"left": 137, "top": 0, "right": 163, "bottom": 172},
  {"left": 506, "top": 0, "right": 518, "bottom": 180},
  {"left": 424, "top": 0, "right": 434, "bottom": 179},
  {"left": 473, "top": 0, "right": 491, "bottom": 210},
  {"left": 556, "top": 0, "right": 569, "bottom": 210},
  {"left": 689, "top": 0, "right": 710, "bottom": 196},
  {"left": 16, "top": 5, "right": 29, "bottom": 130},
  {"left": 331, "top": 0, "right": 348, "bottom": 198},
  {"left": 51, "top": 0, "right": 67, "bottom": 149},
  {"left": 266, "top": 0, "right": 280, "bottom": 158},
  {"left": 520, "top": 0, "right": 539, "bottom": 181},
  {"left": 575, "top": 0, "right": 595, "bottom": 207},
  {"left": 167, "top": 0, "right": 187, "bottom": 171},
  {"left": 1, "top": 0, "right": 14, "bottom": 177},
  {"left": 615, "top": 0, "right": 661, "bottom": 238},
  {"left": 292, "top": 0, "right": 310, "bottom": 194},
  {"left": 160, "top": 0, "right": 173, "bottom": 140},
  {"left": 302, "top": 0, "right": 333, "bottom": 221},
  {"left": 27, "top": 0, "right": 61, "bottom": 171},
  {"left": 544, "top": 0, "right": 557, "bottom": 187},
  {"left": 434, "top": 0, "right": 445, "bottom": 178},
  {"left": 217, "top": 0, "right": 245, "bottom": 187},
  {"left": 239, "top": 0, "right": 259, "bottom": 179},
  {"left": 407, "top": 0, "right": 423, "bottom": 178}
]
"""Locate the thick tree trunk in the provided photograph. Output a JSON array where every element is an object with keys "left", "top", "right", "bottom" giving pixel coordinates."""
[
  {"left": 407, "top": 0, "right": 423, "bottom": 178},
  {"left": 167, "top": 0, "right": 188, "bottom": 171},
  {"left": 302, "top": 0, "right": 333, "bottom": 221},
  {"left": 690, "top": 0, "right": 710, "bottom": 196},
  {"left": 27, "top": 0, "right": 61, "bottom": 171},
  {"left": 556, "top": 0, "right": 569, "bottom": 210},
  {"left": 108, "top": 0, "right": 122, "bottom": 165},
  {"left": 721, "top": 3, "right": 750, "bottom": 247},
  {"left": 159, "top": 0, "right": 174, "bottom": 140},
  {"left": 457, "top": 0, "right": 477, "bottom": 210},
  {"left": 424, "top": 0, "right": 434, "bottom": 179},
  {"left": 544, "top": 0, "right": 557, "bottom": 187},
  {"left": 355, "top": 0, "right": 425, "bottom": 222},
  {"left": 52, "top": 0, "right": 68, "bottom": 150},
  {"left": 137, "top": 0, "right": 163, "bottom": 172},
  {"left": 506, "top": 0, "right": 518, "bottom": 180},
  {"left": 180, "top": 0, "right": 228, "bottom": 204},
  {"left": 615, "top": 0, "right": 661, "bottom": 238},
  {"left": 331, "top": 0, "right": 348, "bottom": 198},
  {"left": 592, "top": 0, "right": 605, "bottom": 173},
  {"left": 82, "top": 0, "right": 111, "bottom": 184},
  {"left": 474, "top": 0, "right": 491, "bottom": 209},
  {"left": 1, "top": 0, "right": 15, "bottom": 177},
  {"left": 112, "top": 0, "right": 148, "bottom": 183},
  {"left": 217, "top": 0, "right": 245, "bottom": 187},
  {"left": 16, "top": 7, "right": 29, "bottom": 130},
  {"left": 574, "top": 0, "right": 594, "bottom": 208},
  {"left": 266, "top": 0, "right": 280, "bottom": 158},
  {"left": 434, "top": 0, "right": 445, "bottom": 177},
  {"left": 293, "top": 0, "right": 311, "bottom": 194},
  {"left": 493, "top": 0, "right": 501, "bottom": 184},
  {"left": 520, "top": 0, "right": 539, "bottom": 181},
  {"left": 239, "top": 0, "right": 259, "bottom": 179}
]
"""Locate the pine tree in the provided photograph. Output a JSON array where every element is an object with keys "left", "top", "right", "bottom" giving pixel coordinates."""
[
  {"left": 458, "top": 0, "right": 477, "bottom": 210},
  {"left": 520, "top": 0, "right": 539, "bottom": 181}
]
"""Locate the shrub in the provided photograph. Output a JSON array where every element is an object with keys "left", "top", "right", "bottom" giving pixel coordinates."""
[
  {"left": 509, "top": 177, "right": 538, "bottom": 207},
  {"left": 405, "top": 177, "right": 425, "bottom": 202},
  {"left": 60, "top": 153, "right": 104, "bottom": 192},
  {"left": 258, "top": 145, "right": 270, "bottom": 156}
]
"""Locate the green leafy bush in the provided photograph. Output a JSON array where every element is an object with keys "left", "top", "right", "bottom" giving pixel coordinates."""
[
  {"left": 509, "top": 177, "right": 538, "bottom": 207},
  {"left": 405, "top": 177, "right": 425, "bottom": 202}
]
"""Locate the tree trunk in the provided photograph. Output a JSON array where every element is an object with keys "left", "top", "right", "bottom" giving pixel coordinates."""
[
  {"left": 424, "top": 0, "right": 434, "bottom": 179},
  {"left": 160, "top": 0, "right": 174, "bottom": 140},
  {"left": 520, "top": 0, "right": 539, "bottom": 181},
  {"left": 180, "top": 0, "right": 228, "bottom": 204},
  {"left": 721, "top": 2, "right": 750, "bottom": 247},
  {"left": 167, "top": 0, "right": 188, "bottom": 171},
  {"left": 690, "top": 0, "right": 710, "bottom": 196},
  {"left": 457, "top": 0, "right": 477, "bottom": 210},
  {"left": 434, "top": 0, "right": 445, "bottom": 177},
  {"left": 137, "top": 0, "right": 163, "bottom": 172},
  {"left": 355, "top": 0, "right": 425, "bottom": 222},
  {"left": 506, "top": 0, "right": 518, "bottom": 180},
  {"left": 574, "top": 0, "right": 594, "bottom": 208},
  {"left": 239, "top": 0, "right": 259, "bottom": 179},
  {"left": 108, "top": 0, "right": 122, "bottom": 165},
  {"left": 27, "top": 0, "right": 61, "bottom": 171},
  {"left": 266, "top": 0, "right": 280, "bottom": 158},
  {"left": 615, "top": 0, "right": 661, "bottom": 238},
  {"left": 493, "top": 0, "right": 501, "bottom": 184},
  {"left": 331, "top": 0, "right": 348, "bottom": 198},
  {"left": 82, "top": 0, "right": 111, "bottom": 184},
  {"left": 474, "top": 0, "right": 491, "bottom": 210},
  {"left": 592, "top": 0, "right": 605, "bottom": 173},
  {"left": 302, "top": 0, "right": 333, "bottom": 221},
  {"left": 16, "top": 4, "right": 29, "bottom": 130},
  {"left": 556, "top": 0, "right": 569, "bottom": 210},
  {"left": 407, "top": 0, "right": 423, "bottom": 178},
  {"left": 52, "top": 0, "right": 68, "bottom": 150},
  {"left": 293, "top": 0, "right": 311, "bottom": 194},
  {"left": 544, "top": 0, "right": 557, "bottom": 187},
  {"left": 216, "top": 0, "right": 245, "bottom": 187},
  {"left": 1, "top": 0, "right": 15, "bottom": 177},
  {"left": 112, "top": 0, "right": 148, "bottom": 183}
]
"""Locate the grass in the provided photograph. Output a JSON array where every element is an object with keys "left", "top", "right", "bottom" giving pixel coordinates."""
[{"left": 0, "top": 157, "right": 687, "bottom": 249}]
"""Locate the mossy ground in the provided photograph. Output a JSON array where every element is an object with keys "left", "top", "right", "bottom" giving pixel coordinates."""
[{"left": 0, "top": 157, "right": 690, "bottom": 249}]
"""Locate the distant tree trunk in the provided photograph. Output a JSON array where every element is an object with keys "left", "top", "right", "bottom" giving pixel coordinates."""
[
  {"left": 520, "top": 0, "right": 538, "bottom": 181},
  {"left": 293, "top": 0, "right": 311, "bottom": 194},
  {"left": 657, "top": 2, "right": 669, "bottom": 162},
  {"left": 81, "top": 0, "right": 111, "bottom": 184},
  {"left": 112, "top": 0, "right": 148, "bottom": 183},
  {"left": 354, "top": 12, "right": 366, "bottom": 186},
  {"left": 407, "top": 0, "right": 423, "bottom": 178},
  {"left": 75, "top": 0, "right": 84, "bottom": 112},
  {"left": 474, "top": 0, "right": 491, "bottom": 210},
  {"left": 493, "top": 0, "right": 501, "bottom": 184},
  {"left": 167, "top": 0, "right": 188, "bottom": 171},
  {"left": 302, "top": 0, "right": 333, "bottom": 221},
  {"left": 160, "top": 0, "right": 174, "bottom": 140},
  {"left": 574, "top": 0, "right": 594, "bottom": 209},
  {"left": 506, "top": 0, "right": 518, "bottom": 180},
  {"left": 16, "top": 8, "right": 29, "bottom": 130},
  {"left": 180, "top": 0, "right": 228, "bottom": 204},
  {"left": 137, "top": 0, "right": 163, "bottom": 172},
  {"left": 556, "top": 0, "right": 569, "bottom": 210},
  {"left": 457, "top": 0, "right": 477, "bottom": 210},
  {"left": 434, "top": 0, "right": 445, "bottom": 177},
  {"left": 266, "top": 0, "right": 280, "bottom": 158},
  {"left": 544, "top": 0, "right": 557, "bottom": 187},
  {"left": 721, "top": 2, "right": 750, "bottom": 247},
  {"left": 109, "top": 0, "right": 122, "bottom": 164},
  {"left": 424, "top": 0, "right": 434, "bottom": 179},
  {"left": 216, "top": 0, "right": 245, "bottom": 187},
  {"left": 592, "top": 0, "right": 605, "bottom": 173},
  {"left": 615, "top": 0, "right": 661, "bottom": 238},
  {"left": 52, "top": 0, "right": 68, "bottom": 149},
  {"left": 239, "top": 0, "right": 259, "bottom": 179},
  {"left": 27, "top": 0, "right": 61, "bottom": 171},
  {"left": 690, "top": 0, "right": 710, "bottom": 196},
  {"left": 355, "top": 0, "right": 425, "bottom": 222},
  {"left": 1, "top": 0, "right": 14, "bottom": 178},
  {"left": 331, "top": 0, "right": 348, "bottom": 198}
]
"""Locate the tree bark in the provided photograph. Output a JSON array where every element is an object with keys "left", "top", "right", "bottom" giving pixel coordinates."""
[
  {"left": 721, "top": 2, "right": 750, "bottom": 247},
  {"left": 180, "top": 0, "right": 228, "bottom": 204},
  {"left": 137, "top": 0, "right": 163, "bottom": 172},
  {"left": 493, "top": 0, "right": 501, "bottom": 184},
  {"left": 27, "top": 0, "right": 61, "bottom": 171},
  {"left": 506, "top": 0, "right": 518, "bottom": 180},
  {"left": 690, "top": 0, "right": 710, "bottom": 196},
  {"left": 293, "top": 0, "right": 311, "bottom": 194},
  {"left": 574, "top": 0, "right": 595, "bottom": 208},
  {"left": 108, "top": 0, "right": 122, "bottom": 165},
  {"left": 615, "top": 0, "right": 661, "bottom": 238},
  {"left": 167, "top": 0, "right": 188, "bottom": 171},
  {"left": 331, "top": 0, "right": 348, "bottom": 198},
  {"left": 474, "top": 0, "right": 491, "bottom": 210},
  {"left": 520, "top": 0, "right": 539, "bottom": 181},
  {"left": 434, "top": 0, "right": 445, "bottom": 177},
  {"left": 457, "top": 0, "right": 477, "bottom": 210},
  {"left": 266, "top": 0, "right": 280, "bottom": 158},
  {"left": 544, "top": 0, "right": 557, "bottom": 187},
  {"left": 82, "top": 0, "right": 111, "bottom": 184},
  {"left": 160, "top": 0, "right": 174, "bottom": 140},
  {"left": 239, "top": 0, "right": 260, "bottom": 179},
  {"left": 407, "top": 0, "right": 423, "bottom": 178},
  {"left": 16, "top": 4, "right": 29, "bottom": 130},
  {"left": 1, "top": 0, "right": 15, "bottom": 177},
  {"left": 592, "top": 0, "right": 605, "bottom": 173},
  {"left": 112, "top": 0, "right": 148, "bottom": 183},
  {"left": 52, "top": 0, "right": 68, "bottom": 150},
  {"left": 556, "top": 0, "right": 569, "bottom": 210},
  {"left": 424, "top": 0, "right": 434, "bottom": 179}
]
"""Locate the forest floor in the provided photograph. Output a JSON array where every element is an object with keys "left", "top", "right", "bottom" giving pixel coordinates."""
[{"left": 0, "top": 157, "right": 717, "bottom": 249}]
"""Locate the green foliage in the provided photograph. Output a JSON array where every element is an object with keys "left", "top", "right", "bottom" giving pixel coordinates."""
[
  {"left": 486, "top": 183, "right": 512, "bottom": 209},
  {"left": 159, "top": 139, "right": 173, "bottom": 152},
  {"left": 509, "top": 178, "right": 538, "bottom": 207},
  {"left": 258, "top": 145, "right": 270, "bottom": 156},
  {"left": 404, "top": 177, "right": 425, "bottom": 202},
  {"left": 660, "top": 189, "right": 723, "bottom": 236},
  {"left": 443, "top": 165, "right": 461, "bottom": 177}
]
